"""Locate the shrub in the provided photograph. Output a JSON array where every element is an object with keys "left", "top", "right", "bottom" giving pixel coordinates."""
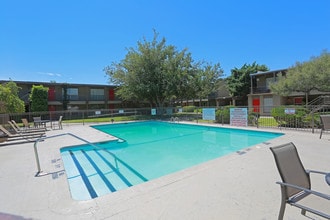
[
  {"left": 248, "top": 111, "right": 260, "bottom": 126},
  {"left": 30, "top": 85, "right": 49, "bottom": 112},
  {"left": 182, "top": 106, "right": 196, "bottom": 112},
  {"left": 271, "top": 106, "right": 310, "bottom": 127},
  {"left": 215, "top": 105, "right": 235, "bottom": 124},
  {"left": 194, "top": 108, "right": 202, "bottom": 113}
]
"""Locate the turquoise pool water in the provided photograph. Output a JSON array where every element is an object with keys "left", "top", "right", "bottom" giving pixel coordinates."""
[{"left": 60, "top": 121, "right": 283, "bottom": 200}]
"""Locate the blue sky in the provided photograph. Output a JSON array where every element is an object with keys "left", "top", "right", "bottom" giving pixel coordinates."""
[{"left": 1, "top": 1, "right": 329, "bottom": 85}]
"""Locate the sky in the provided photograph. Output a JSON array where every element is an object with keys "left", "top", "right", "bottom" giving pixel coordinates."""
[{"left": 1, "top": 1, "right": 329, "bottom": 85}]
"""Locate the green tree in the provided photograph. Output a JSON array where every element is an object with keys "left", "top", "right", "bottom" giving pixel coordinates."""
[
  {"left": 271, "top": 50, "right": 330, "bottom": 106},
  {"left": 30, "top": 85, "right": 49, "bottom": 112},
  {"left": 226, "top": 62, "right": 268, "bottom": 105},
  {"left": 104, "top": 31, "right": 208, "bottom": 111},
  {"left": 193, "top": 63, "right": 223, "bottom": 106},
  {"left": 313, "top": 51, "right": 330, "bottom": 92},
  {"left": 0, "top": 81, "right": 25, "bottom": 113}
]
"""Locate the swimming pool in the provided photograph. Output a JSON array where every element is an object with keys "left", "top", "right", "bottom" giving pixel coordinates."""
[{"left": 60, "top": 121, "right": 283, "bottom": 200}]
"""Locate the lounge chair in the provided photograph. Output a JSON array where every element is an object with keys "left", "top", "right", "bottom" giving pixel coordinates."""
[
  {"left": 319, "top": 115, "right": 330, "bottom": 139},
  {"left": 270, "top": 142, "right": 330, "bottom": 220},
  {"left": 21, "top": 118, "right": 32, "bottom": 128},
  {"left": 0, "top": 125, "right": 45, "bottom": 141},
  {"left": 9, "top": 120, "right": 45, "bottom": 134}
]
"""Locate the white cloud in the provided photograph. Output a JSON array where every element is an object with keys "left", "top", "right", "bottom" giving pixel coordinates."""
[{"left": 38, "top": 72, "right": 62, "bottom": 77}]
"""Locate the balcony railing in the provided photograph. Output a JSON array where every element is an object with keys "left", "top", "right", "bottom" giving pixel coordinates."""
[
  {"left": 251, "top": 86, "right": 271, "bottom": 94},
  {"left": 50, "top": 95, "right": 109, "bottom": 102},
  {"left": 58, "top": 95, "right": 88, "bottom": 101},
  {"left": 90, "top": 95, "right": 105, "bottom": 101}
]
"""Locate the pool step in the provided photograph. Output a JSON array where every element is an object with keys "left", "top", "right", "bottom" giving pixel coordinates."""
[{"left": 62, "top": 148, "right": 147, "bottom": 200}]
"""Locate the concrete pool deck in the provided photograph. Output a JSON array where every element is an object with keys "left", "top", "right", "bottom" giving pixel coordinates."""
[{"left": 0, "top": 122, "right": 329, "bottom": 220}]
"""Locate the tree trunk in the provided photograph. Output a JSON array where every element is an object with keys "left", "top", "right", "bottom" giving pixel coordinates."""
[{"left": 232, "top": 97, "right": 236, "bottom": 106}]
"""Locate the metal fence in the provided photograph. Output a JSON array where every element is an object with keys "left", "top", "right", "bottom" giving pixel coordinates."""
[{"left": 1, "top": 106, "right": 329, "bottom": 134}]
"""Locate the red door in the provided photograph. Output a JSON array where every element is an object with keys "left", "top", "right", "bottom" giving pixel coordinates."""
[
  {"left": 48, "top": 87, "right": 55, "bottom": 101},
  {"left": 109, "top": 89, "right": 115, "bottom": 109},
  {"left": 253, "top": 98, "right": 260, "bottom": 113}
]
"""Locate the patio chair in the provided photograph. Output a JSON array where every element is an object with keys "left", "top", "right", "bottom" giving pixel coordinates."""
[
  {"left": 52, "top": 116, "right": 63, "bottom": 130},
  {"left": 33, "top": 116, "right": 42, "bottom": 128},
  {"left": 319, "top": 115, "right": 330, "bottom": 139},
  {"left": 0, "top": 125, "right": 45, "bottom": 141},
  {"left": 270, "top": 142, "right": 330, "bottom": 220},
  {"left": 21, "top": 118, "right": 45, "bottom": 131}
]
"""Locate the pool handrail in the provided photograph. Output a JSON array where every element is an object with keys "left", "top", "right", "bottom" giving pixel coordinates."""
[
  {"left": 33, "top": 132, "right": 148, "bottom": 182},
  {"left": 33, "top": 132, "right": 116, "bottom": 177}
]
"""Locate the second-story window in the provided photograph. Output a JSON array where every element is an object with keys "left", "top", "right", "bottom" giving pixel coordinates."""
[
  {"left": 63, "top": 88, "right": 79, "bottom": 100},
  {"left": 266, "top": 78, "right": 275, "bottom": 89},
  {"left": 90, "top": 89, "right": 104, "bottom": 101}
]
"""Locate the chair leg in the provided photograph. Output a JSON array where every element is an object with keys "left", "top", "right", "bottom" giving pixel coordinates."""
[
  {"left": 278, "top": 199, "right": 286, "bottom": 220},
  {"left": 278, "top": 186, "right": 286, "bottom": 220},
  {"left": 301, "top": 209, "right": 306, "bottom": 216},
  {"left": 320, "top": 130, "right": 323, "bottom": 139}
]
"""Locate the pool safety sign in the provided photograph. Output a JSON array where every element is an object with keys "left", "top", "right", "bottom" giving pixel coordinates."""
[
  {"left": 202, "top": 108, "right": 216, "bottom": 120},
  {"left": 151, "top": 108, "right": 156, "bottom": 115},
  {"left": 230, "top": 108, "right": 248, "bottom": 127}
]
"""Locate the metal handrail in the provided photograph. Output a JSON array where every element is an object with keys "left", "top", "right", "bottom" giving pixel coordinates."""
[
  {"left": 33, "top": 132, "right": 146, "bottom": 184},
  {"left": 33, "top": 132, "right": 111, "bottom": 177}
]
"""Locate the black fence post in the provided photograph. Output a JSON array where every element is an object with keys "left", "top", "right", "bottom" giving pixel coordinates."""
[{"left": 83, "top": 111, "right": 85, "bottom": 126}]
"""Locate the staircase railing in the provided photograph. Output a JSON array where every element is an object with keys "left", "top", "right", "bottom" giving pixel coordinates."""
[{"left": 308, "top": 96, "right": 330, "bottom": 114}]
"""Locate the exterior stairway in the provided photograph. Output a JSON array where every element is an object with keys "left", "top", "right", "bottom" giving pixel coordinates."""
[{"left": 307, "top": 96, "right": 330, "bottom": 114}]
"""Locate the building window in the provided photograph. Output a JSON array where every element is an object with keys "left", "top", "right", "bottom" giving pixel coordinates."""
[
  {"left": 90, "top": 89, "right": 104, "bottom": 101},
  {"left": 63, "top": 88, "right": 79, "bottom": 100},
  {"left": 263, "top": 96, "right": 273, "bottom": 114}
]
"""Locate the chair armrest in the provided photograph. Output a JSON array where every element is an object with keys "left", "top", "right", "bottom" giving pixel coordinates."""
[
  {"left": 326, "top": 173, "right": 330, "bottom": 186},
  {"left": 276, "top": 181, "right": 330, "bottom": 200},
  {"left": 306, "top": 170, "right": 330, "bottom": 186},
  {"left": 306, "top": 169, "right": 328, "bottom": 175}
]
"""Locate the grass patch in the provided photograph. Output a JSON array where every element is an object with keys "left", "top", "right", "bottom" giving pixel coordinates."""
[
  {"left": 64, "top": 115, "right": 158, "bottom": 123},
  {"left": 257, "top": 117, "right": 279, "bottom": 127}
]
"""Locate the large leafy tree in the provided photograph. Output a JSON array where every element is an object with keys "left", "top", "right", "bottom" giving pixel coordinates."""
[
  {"left": 0, "top": 81, "right": 25, "bottom": 113},
  {"left": 105, "top": 32, "right": 185, "bottom": 108},
  {"left": 30, "top": 85, "right": 49, "bottom": 112},
  {"left": 193, "top": 63, "right": 223, "bottom": 106},
  {"left": 312, "top": 51, "right": 330, "bottom": 92},
  {"left": 104, "top": 31, "right": 222, "bottom": 110},
  {"left": 271, "top": 50, "right": 330, "bottom": 106},
  {"left": 226, "top": 62, "right": 268, "bottom": 105}
]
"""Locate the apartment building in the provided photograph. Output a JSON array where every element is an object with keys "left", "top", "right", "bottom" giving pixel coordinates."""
[
  {"left": 0, "top": 80, "right": 122, "bottom": 111},
  {"left": 248, "top": 69, "right": 330, "bottom": 115}
]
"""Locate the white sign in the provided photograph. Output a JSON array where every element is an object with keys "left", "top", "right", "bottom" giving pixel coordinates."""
[
  {"left": 230, "top": 108, "right": 248, "bottom": 127},
  {"left": 285, "top": 108, "right": 295, "bottom": 114},
  {"left": 119, "top": 109, "right": 124, "bottom": 114},
  {"left": 95, "top": 111, "right": 101, "bottom": 115},
  {"left": 202, "top": 108, "right": 216, "bottom": 120},
  {"left": 151, "top": 108, "right": 156, "bottom": 115}
]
